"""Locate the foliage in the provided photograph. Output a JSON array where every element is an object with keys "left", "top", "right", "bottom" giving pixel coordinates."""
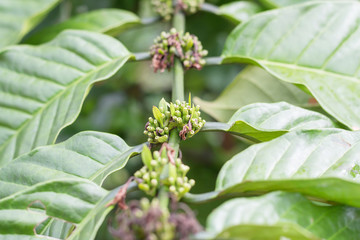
[{"left": 1, "top": 0, "right": 360, "bottom": 239}]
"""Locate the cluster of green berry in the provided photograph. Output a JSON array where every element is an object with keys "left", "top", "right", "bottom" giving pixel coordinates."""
[
  {"left": 150, "top": 0, "right": 204, "bottom": 21},
  {"left": 135, "top": 144, "right": 195, "bottom": 200},
  {"left": 135, "top": 146, "right": 168, "bottom": 196},
  {"left": 144, "top": 98, "right": 206, "bottom": 144},
  {"left": 163, "top": 157, "right": 195, "bottom": 199},
  {"left": 150, "top": 28, "right": 208, "bottom": 72}
]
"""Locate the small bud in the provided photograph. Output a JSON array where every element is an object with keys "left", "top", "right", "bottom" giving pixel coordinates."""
[
  {"left": 169, "top": 185, "right": 176, "bottom": 192},
  {"left": 189, "top": 179, "right": 195, "bottom": 186},
  {"left": 143, "top": 173, "right": 151, "bottom": 182},
  {"left": 151, "top": 179, "right": 158, "bottom": 186},
  {"left": 168, "top": 177, "right": 175, "bottom": 184},
  {"left": 139, "top": 183, "right": 150, "bottom": 192}
]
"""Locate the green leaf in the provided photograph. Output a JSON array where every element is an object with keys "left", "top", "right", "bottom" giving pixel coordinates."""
[
  {"left": 222, "top": 2, "right": 360, "bottom": 130},
  {"left": 0, "top": 0, "right": 60, "bottom": 49},
  {"left": 0, "top": 131, "right": 141, "bottom": 198},
  {"left": 205, "top": 192, "right": 360, "bottom": 239},
  {"left": 202, "top": 102, "right": 336, "bottom": 142},
  {"left": 259, "top": 0, "right": 358, "bottom": 9},
  {"left": 0, "top": 30, "right": 132, "bottom": 166},
  {"left": 0, "top": 131, "right": 142, "bottom": 238},
  {"left": 26, "top": 9, "right": 141, "bottom": 44},
  {"left": 194, "top": 66, "right": 313, "bottom": 122},
  {"left": 219, "top": 1, "right": 264, "bottom": 24},
  {"left": 259, "top": 0, "right": 311, "bottom": 8},
  {"left": 0, "top": 178, "right": 119, "bottom": 240},
  {"left": 215, "top": 129, "right": 360, "bottom": 208}
]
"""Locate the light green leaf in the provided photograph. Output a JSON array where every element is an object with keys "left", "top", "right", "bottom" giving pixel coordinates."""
[
  {"left": 214, "top": 129, "right": 360, "bottom": 208},
  {"left": 0, "top": 131, "right": 141, "bottom": 199},
  {"left": 0, "top": 0, "right": 60, "bottom": 49},
  {"left": 218, "top": 1, "right": 264, "bottom": 24},
  {"left": 202, "top": 102, "right": 336, "bottom": 141},
  {"left": 26, "top": 9, "right": 141, "bottom": 44},
  {"left": 260, "top": 0, "right": 357, "bottom": 9},
  {"left": 205, "top": 192, "right": 360, "bottom": 239},
  {"left": 0, "top": 131, "right": 142, "bottom": 238},
  {"left": 260, "top": 0, "right": 312, "bottom": 8},
  {"left": 222, "top": 2, "right": 360, "bottom": 130},
  {"left": 194, "top": 66, "right": 313, "bottom": 122},
  {"left": 0, "top": 178, "right": 115, "bottom": 240},
  {"left": 0, "top": 30, "right": 132, "bottom": 166}
]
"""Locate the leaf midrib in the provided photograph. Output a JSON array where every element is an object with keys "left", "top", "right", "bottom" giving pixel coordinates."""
[{"left": 0, "top": 54, "right": 130, "bottom": 158}]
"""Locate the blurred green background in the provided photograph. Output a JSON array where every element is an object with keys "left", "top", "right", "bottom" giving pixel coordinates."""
[{"left": 27, "top": 0, "right": 254, "bottom": 238}]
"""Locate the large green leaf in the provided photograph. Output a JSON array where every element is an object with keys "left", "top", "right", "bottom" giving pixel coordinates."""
[
  {"left": 222, "top": 2, "right": 360, "bottom": 130},
  {"left": 203, "top": 102, "right": 335, "bottom": 141},
  {"left": 260, "top": 0, "right": 358, "bottom": 9},
  {"left": 260, "top": 0, "right": 311, "bottom": 8},
  {"left": 194, "top": 66, "right": 313, "bottom": 122},
  {"left": 218, "top": 1, "right": 263, "bottom": 24},
  {"left": 0, "top": 131, "right": 141, "bottom": 198},
  {"left": 214, "top": 129, "right": 360, "bottom": 208},
  {"left": 0, "top": 30, "right": 132, "bottom": 166},
  {"left": 0, "top": 0, "right": 60, "bottom": 49},
  {"left": 0, "top": 131, "right": 142, "bottom": 238},
  {"left": 204, "top": 192, "right": 360, "bottom": 239},
  {"left": 26, "top": 9, "right": 141, "bottom": 44},
  {"left": 0, "top": 178, "right": 113, "bottom": 239}
]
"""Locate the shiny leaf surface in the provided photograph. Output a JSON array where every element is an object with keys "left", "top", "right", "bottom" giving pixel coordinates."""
[
  {"left": 203, "top": 102, "right": 335, "bottom": 141},
  {"left": 218, "top": 1, "right": 263, "bottom": 24},
  {"left": 205, "top": 192, "right": 360, "bottom": 239},
  {"left": 216, "top": 129, "right": 360, "bottom": 208},
  {"left": 0, "top": 30, "right": 132, "bottom": 166},
  {"left": 223, "top": 2, "right": 360, "bottom": 129}
]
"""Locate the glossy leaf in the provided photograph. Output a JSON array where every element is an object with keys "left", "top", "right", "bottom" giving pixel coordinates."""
[
  {"left": 203, "top": 102, "right": 335, "bottom": 141},
  {"left": 259, "top": 0, "right": 311, "bottom": 8},
  {"left": 222, "top": 2, "right": 360, "bottom": 130},
  {"left": 0, "top": 131, "right": 141, "bottom": 238},
  {"left": 0, "top": 131, "right": 141, "bottom": 199},
  {"left": 215, "top": 129, "right": 360, "bottom": 208},
  {"left": 26, "top": 9, "right": 141, "bottom": 44},
  {"left": 194, "top": 66, "right": 313, "bottom": 122},
  {"left": 218, "top": 1, "right": 263, "bottom": 24},
  {"left": 0, "top": 0, "right": 60, "bottom": 49},
  {"left": 0, "top": 178, "right": 111, "bottom": 239},
  {"left": 260, "top": 0, "right": 357, "bottom": 9},
  {"left": 0, "top": 30, "right": 132, "bottom": 166},
  {"left": 205, "top": 192, "right": 360, "bottom": 239}
]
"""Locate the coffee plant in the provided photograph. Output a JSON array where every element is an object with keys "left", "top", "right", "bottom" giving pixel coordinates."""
[{"left": 1, "top": 0, "right": 360, "bottom": 239}]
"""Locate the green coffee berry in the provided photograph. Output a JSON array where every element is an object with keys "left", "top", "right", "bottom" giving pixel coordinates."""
[{"left": 150, "top": 28, "right": 208, "bottom": 72}]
